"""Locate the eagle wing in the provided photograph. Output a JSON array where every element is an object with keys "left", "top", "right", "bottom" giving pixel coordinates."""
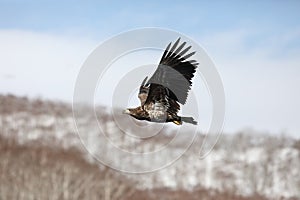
[
  {"left": 143, "top": 38, "right": 198, "bottom": 114},
  {"left": 138, "top": 76, "right": 149, "bottom": 106}
]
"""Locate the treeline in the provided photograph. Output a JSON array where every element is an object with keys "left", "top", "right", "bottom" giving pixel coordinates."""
[{"left": 0, "top": 135, "right": 275, "bottom": 200}]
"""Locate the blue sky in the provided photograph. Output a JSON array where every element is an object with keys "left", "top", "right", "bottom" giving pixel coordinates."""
[
  {"left": 1, "top": 1, "right": 300, "bottom": 60},
  {"left": 1, "top": 1, "right": 300, "bottom": 136},
  {"left": 1, "top": 1, "right": 300, "bottom": 37}
]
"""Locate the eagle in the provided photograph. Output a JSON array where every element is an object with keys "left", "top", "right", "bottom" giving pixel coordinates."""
[{"left": 123, "top": 38, "right": 198, "bottom": 125}]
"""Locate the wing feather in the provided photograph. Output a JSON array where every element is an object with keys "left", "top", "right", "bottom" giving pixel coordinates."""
[
  {"left": 146, "top": 38, "right": 198, "bottom": 108},
  {"left": 138, "top": 76, "right": 149, "bottom": 105}
]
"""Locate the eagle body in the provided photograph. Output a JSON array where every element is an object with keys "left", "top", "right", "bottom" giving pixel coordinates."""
[{"left": 123, "top": 38, "right": 198, "bottom": 125}]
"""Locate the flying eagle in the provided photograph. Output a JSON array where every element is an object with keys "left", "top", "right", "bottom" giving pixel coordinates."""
[{"left": 123, "top": 38, "right": 198, "bottom": 125}]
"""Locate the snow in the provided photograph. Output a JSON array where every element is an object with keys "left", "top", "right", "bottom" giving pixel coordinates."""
[{"left": 1, "top": 100, "right": 299, "bottom": 199}]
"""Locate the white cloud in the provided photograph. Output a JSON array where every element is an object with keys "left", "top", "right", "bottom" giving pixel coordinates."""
[
  {"left": 0, "top": 29, "right": 96, "bottom": 101},
  {"left": 198, "top": 29, "right": 300, "bottom": 136},
  {"left": 0, "top": 28, "right": 299, "bottom": 136}
]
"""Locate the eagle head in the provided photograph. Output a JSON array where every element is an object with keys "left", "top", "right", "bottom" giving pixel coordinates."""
[
  {"left": 122, "top": 106, "right": 148, "bottom": 120},
  {"left": 122, "top": 108, "right": 132, "bottom": 115}
]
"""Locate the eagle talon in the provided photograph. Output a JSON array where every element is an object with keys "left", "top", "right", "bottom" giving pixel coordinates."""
[{"left": 173, "top": 120, "right": 182, "bottom": 125}]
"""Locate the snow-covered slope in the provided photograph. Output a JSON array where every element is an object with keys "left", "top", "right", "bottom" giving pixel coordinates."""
[{"left": 1, "top": 94, "right": 299, "bottom": 199}]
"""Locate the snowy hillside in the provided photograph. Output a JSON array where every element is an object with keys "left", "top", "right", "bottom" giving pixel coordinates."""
[{"left": 1, "top": 94, "right": 299, "bottom": 200}]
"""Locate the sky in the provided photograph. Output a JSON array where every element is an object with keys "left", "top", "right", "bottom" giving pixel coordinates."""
[{"left": 1, "top": 0, "right": 300, "bottom": 136}]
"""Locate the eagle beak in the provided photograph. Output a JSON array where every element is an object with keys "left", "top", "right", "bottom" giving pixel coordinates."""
[{"left": 122, "top": 109, "right": 130, "bottom": 114}]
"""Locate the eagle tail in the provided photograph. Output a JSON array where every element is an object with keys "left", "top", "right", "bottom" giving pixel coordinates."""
[{"left": 181, "top": 117, "right": 197, "bottom": 125}]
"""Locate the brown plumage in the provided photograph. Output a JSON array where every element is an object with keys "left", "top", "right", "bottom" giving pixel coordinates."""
[{"left": 123, "top": 38, "right": 198, "bottom": 125}]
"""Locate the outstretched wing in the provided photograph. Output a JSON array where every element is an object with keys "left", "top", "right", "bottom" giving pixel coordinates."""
[
  {"left": 144, "top": 38, "right": 198, "bottom": 114},
  {"left": 138, "top": 76, "right": 149, "bottom": 105}
]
